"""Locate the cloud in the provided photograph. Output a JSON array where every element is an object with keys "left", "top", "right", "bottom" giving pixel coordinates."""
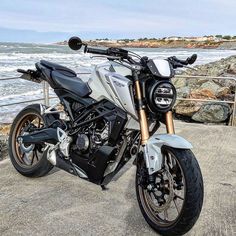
[{"left": 0, "top": 0, "right": 235, "bottom": 41}]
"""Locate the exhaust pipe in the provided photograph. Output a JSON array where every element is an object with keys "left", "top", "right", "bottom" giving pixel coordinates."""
[{"left": 18, "top": 128, "right": 59, "bottom": 145}]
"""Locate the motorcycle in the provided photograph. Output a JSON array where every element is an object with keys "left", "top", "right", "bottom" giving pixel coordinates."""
[{"left": 8, "top": 37, "right": 203, "bottom": 236}]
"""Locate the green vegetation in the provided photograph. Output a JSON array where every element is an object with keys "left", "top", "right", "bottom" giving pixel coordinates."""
[{"left": 222, "top": 35, "right": 231, "bottom": 40}]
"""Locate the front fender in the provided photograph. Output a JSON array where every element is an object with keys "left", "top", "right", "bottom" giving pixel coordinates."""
[
  {"left": 143, "top": 134, "right": 192, "bottom": 175},
  {"left": 155, "top": 134, "right": 193, "bottom": 149}
]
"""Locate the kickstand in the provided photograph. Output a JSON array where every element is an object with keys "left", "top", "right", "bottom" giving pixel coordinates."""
[{"left": 101, "top": 185, "right": 109, "bottom": 191}]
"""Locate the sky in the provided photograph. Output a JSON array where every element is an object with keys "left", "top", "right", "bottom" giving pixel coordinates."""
[{"left": 0, "top": 0, "right": 235, "bottom": 42}]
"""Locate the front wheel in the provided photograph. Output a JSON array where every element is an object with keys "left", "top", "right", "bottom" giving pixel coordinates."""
[{"left": 136, "top": 147, "right": 203, "bottom": 236}]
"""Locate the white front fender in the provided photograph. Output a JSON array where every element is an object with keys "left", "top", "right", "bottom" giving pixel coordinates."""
[{"left": 143, "top": 134, "right": 193, "bottom": 175}]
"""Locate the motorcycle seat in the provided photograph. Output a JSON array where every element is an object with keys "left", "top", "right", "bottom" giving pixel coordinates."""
[
  {"left": 39, "top": 60, "right": 92, "bottom": 98},
  {"left": 40, "top": 60, "right": 77, "bottom": 77}
]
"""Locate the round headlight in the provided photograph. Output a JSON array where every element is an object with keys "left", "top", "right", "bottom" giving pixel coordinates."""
[{"left": 148, "top": 81, "right": 176, "bottom": 113}]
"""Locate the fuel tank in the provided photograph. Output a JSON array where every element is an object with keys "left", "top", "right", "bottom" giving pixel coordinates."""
[{"left": 86, "top": 61, "right": 138, "bottom": 120}]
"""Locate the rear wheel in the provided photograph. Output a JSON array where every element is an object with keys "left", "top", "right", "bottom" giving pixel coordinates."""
[
  {"left": 8, "top": 104, "right": 53, "bottom": 177},
  {"left": 136, "top": 146, "right": 203, "bottom": 236}
]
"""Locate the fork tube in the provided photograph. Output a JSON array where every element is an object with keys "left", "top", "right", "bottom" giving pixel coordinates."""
[
  {"left": 165, "top": 111, "right": 175, "bottom": 134},
  {"left": 134, "top": 80, "right": 149, "bottom": 144}
]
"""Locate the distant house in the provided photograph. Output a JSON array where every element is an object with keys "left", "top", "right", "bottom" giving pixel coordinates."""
[
  {"left": 184, "top": 36, "right": 217, "bottom": 42},
  {"left": 97, "top": 39, "right": 118, "bottom": 44},
  {"left": 164, "top": 36, "right": 182, "bottom": 41}
]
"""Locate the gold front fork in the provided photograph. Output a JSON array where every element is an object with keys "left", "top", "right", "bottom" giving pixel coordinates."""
[
  {"left": 165, "top": 111, "right": 175, "bottom": 134},
  {"left": 135, "top": 80, "right": 149, "bottom": 145},
  {"left": 135, "top": 79, "right": 175, "bottom": 143}
]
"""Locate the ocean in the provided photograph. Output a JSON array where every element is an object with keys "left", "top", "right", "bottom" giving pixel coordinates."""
[{"left": 0, "top": 42, "right": 235, "bottom": 123}]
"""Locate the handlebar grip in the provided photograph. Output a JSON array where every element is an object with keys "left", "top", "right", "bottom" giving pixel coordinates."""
[
  {"left": 17, "top": 69, "right": 28, "bottom": 73},
  {"left": 86, "top": 47, "right": 108, "bottom": 55},
  {"left": 173, "top": 57, "right": 188, "bottom": 65}
]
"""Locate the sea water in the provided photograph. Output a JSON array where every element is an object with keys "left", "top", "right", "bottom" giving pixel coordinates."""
[{"left": 0, "top": 42, "right": 235, "bottom": 123}]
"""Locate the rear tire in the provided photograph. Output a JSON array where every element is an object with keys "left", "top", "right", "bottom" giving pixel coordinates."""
[
  {"left": 8, "top": 104, "right": 53, "bottom": 177},
  {"left": 136, "top": 147, "right": 203, "bottom": 236}
]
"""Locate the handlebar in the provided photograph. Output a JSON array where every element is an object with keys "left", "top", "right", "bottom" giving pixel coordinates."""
[
  {"left": 168, "top": 54, "right": 197, "bottom": 68},
  {"left": 171, "top": 56, "right": 189, "bottom": 65},
  {"left": 85, "top": 47, "right": 109, "bottom": 55},
  {"left": 85, "top": 46, "right": 129, "bottom": 59}
]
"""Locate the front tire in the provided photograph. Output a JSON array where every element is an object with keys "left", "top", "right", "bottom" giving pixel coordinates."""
[
  {"left": 8, "top": 104, "right": 53, "bottom": 177},
  {"left": 136, "top": 147, "right": 203, "bottom": 236}
]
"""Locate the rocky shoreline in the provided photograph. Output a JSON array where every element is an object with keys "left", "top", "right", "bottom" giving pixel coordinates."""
[
  {"left": 58, "top": 39, "right": 236, "bottom": 50},
  {"left": 173, "top": 55, "right": 236, "bottom": 124}
]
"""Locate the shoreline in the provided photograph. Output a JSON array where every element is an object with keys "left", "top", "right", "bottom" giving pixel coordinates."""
[{"left": 57, "top": 40, "right": 236, "bottom": 50}]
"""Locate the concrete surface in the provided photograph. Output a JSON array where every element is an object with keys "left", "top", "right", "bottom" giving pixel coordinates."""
[{"left": 0, "top": 122, "right": 235, "bottom": 236}]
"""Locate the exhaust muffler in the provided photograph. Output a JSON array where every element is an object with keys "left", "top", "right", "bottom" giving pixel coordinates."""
[{"left": 17, "top": 128, "right": 59, "bottom": 145}]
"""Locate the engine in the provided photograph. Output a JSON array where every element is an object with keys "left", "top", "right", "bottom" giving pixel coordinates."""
[
  {"left": 66, "top": 99, "right": 129, "bottom": 184},
  {"left": 71, "top": 99, "right": 127, "bottom": 155},
  {"left": 75, "top": 120, "right": 109, "bottom": 153}
]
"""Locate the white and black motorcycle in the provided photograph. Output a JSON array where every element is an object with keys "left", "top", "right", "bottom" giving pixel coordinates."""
[{"left": 9, "top": 37, "right": 203, "bottom": 236}]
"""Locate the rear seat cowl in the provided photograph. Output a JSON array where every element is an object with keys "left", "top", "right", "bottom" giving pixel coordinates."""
[{"left": 40, "top": 60, "right": 77, "bottom": 77}]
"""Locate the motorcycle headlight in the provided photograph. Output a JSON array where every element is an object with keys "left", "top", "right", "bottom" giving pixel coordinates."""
[{"left": 147, "top": 80, "right": 176, "bottom": 113}]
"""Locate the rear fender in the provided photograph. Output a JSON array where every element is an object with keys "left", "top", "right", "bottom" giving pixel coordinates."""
[{"left": 143, "top": 134, "right": 192, "bottom": 175}]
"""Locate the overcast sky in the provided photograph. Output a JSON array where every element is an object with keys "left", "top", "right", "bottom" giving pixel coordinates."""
[{"left": 0, "top": 0, "right": 235, "bottom": 42}]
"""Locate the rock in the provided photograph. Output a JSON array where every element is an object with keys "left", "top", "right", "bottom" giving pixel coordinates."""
[
  {"left": 192, "top": 103, "right": 231, "bottom": 123},
  {"left": 213, "top": 79, "right": 236, "bottom": 93},
  {"left": 194, "top": 78, "right": 209, "bottom": 86},
  {"left": 186, "top": 78, "right": 199, "bottom": 89},
  {"left": 233, "top": 117, "right": 236, "bottom": 126},
  {"left": 0, "top": 136, "right": 8, "bottom": 161},
  {"left": 216, "top": 87, "right": 230, "bottom": 98},
  {"left": 200, "top": 81, "right": 221, "bottom": 94},
  {"left": 175, "top": 55, "right": 236, "bottom": 125},
  {"left": 0, "top": 124, "right": 11, "bottom": 136},
  {"left": 0, "top": 124, "right": 10, "bottom": 160},
  {"left": 219, "top": 94, "right": 235, "bottom": 101},
  {"left": 190, "top": 88, "right": 216, "bottom": 99},
  {"left": 176, "top": 86, "right": 190, "bottom": 98},
  {"left": 174, "top": 101, "right": 202, "bottom": 117},
  {"left": 227, "top": 63, "right": 236, "bottom": 75},
  {"left": 182, "top": 55, "right": 236, "bottom": 77},
  {"left": 172, "top": 77, "right": 186, "bottom": 88}
]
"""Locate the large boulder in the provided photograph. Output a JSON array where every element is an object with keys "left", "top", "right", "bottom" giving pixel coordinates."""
[
  {"left": 172, "top": 77, "right": 187, "bottom": 88},
  {"left": 200, "top": 81, "right": 221, "bottom": 94},
  {"left": 216, "top": 87, "right": 230, "bottom": 98},
  {"left": 190, "top": 88, "right": 216, "bottom": 99},
  {"left": 213, "top": 79, "right": 236, "bottom": 93},
  {"left": 174, "top": 101, "right": 202, "bottom": 117},
  {"left": 176, "top": 86, "right": 190, "bottom": 98},
  {"left": 192, "top": 103, "right": 231, "bottom": 123},
  {"left": 227, "top": 63, "right": 236, "bottom": 75}
]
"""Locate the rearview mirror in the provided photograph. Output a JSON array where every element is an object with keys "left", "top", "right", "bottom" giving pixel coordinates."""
[
  {"left": 187, "top": 54, "right": 197, "bottom": 65},
  {"left": 68, "top": 36, "right": 83, "bottom": 50}
]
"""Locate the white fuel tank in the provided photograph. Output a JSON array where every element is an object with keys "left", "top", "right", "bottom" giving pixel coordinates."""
[{"left": 86, "top": 61, "right": 138, "bottom": 120}]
